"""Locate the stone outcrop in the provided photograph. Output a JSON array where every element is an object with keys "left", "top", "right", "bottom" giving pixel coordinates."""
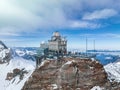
[
  {"left": 22, "top": 58, "right": 120, "bottom": 90},
  {"left": 6, "top": 68, "right": 28, "bottom": 81}
]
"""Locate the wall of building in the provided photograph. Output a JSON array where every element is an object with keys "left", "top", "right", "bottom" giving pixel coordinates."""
[{"left": 48, "top": 41, "right": 59, "bottom": 51}]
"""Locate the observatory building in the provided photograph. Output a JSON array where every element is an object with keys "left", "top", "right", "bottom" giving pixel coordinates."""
[{"left": 40, "top": 31, "right": 67, "bottom": 54}]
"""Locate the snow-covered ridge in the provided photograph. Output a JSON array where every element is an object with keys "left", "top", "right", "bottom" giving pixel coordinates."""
[
  {"left": 0, "top": 57, "right": 35, "bottom": 90},
  {"left": 104, "top": 61, "right": 120, "bottom": 82},
  {"left": 0, "top": 41, "right": 36, "bottom": 90}
]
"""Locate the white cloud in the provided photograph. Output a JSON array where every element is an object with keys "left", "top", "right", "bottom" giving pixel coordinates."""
[
  {"left": 0, "top": 0, "right": 120, "bottom": 46},
  {"left": 79, "top": 33, "right": 120, "bottom": 39},
  {"left": 82, "top": 9, "right": 118, "bottom": 20},
  {"left": 0, "top": 27, "right": 21, "bottom": 36},
  {"left": 0, "top": 0, "right": 43, "bottom": 30},
  {"left": 0, "top": 0, "right": 119, "bottom": 35},
  {"left": 101, "top": 33, "right": 120, "bottom": 38},
  {"left": 1, "top": 0, "right": 115, "bottom": 32},
  {"left": 70, "top": 21, "right": 101, "bottom": 29},
  {"left": 0, "top": 33, "right": 19, "bottom": 36}
]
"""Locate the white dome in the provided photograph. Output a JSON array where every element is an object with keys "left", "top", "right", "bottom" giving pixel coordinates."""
[
  {"left": 41, "top": 41, "right": 46, "bottom": 44},
  {"left": 53, "top": 32, "right": 60, "bottom": 37}
]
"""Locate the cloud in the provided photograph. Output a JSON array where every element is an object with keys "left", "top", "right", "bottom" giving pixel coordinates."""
[
  {"left": 0, "top": 32, "right": 19, "bottom": 36},
  {"left": 101, "top": 33, "right": 120, "bottom": 38},
  {"left": 0, "top": 0, "right": 120, "bottom": 47},
  {"left": 0, "top": 0, "right": 44, "bottom": 32},
  {"left": 82, "top": 9, "right": 118, "bottom": 20},
  {"left": 79, "top": 33, "right": 120, "bottom": 39},
  {"left": 0, "top": 0, "right": 119, "bottom": 34},
  {"left": 0, "top": 27, "right": 21, "bottom": 36},
  {"left": 0, "top": 0, "right": 78, "bottom": 28},
  {"left": 70, "top": 21, "right": 101, "bottom": 29}
]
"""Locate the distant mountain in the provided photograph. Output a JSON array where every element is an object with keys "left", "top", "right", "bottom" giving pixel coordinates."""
[
  {"left": 87, "top": 50, "right": 120, "bottom": 52},
  {"left": 11, "top": 47, "right": 39, "bottom": 61},
  {"left": 96, "top": 54, "right": 119, "bottom": 65}
]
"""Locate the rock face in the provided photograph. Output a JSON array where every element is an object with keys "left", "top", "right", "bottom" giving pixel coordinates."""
[
  {"left": 22, "top": 57, "right": 119, "bottom": 90},
  {"left": 0, "top": 41, "right": 11, "bottom": 64},
  {"left": 6, "top": 68, "right": 28, "bottom": 81}
]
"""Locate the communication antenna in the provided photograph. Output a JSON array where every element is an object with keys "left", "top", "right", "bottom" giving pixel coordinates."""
[
  {"left": 94, "top": 40, "right": 95, "bottom": 52},
  {"left": 86, "top": 37, "right": 88, "bottom": 56}
]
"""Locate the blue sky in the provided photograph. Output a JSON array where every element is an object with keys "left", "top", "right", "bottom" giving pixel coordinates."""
[{"left": 0, "top": 0, "right": 120, "bottom": 50}]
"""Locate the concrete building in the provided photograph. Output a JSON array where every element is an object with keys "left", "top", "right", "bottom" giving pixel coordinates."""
[
  {"left": 36, "top": 32, "right": 67, "bottom": 68},
  {"left": 40, "top": 31, "right": 67, "bottom": 54},
  {"left": 48, "top": 31, "right": 67, "bottom": 54}
]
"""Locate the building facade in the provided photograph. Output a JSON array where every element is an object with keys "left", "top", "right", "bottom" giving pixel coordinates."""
[
  {"left": 48, "top": 32, "right": 67, "bottom": 54},
  {"left": 40, "top": 31, "right": 67, "bottom": 54}
]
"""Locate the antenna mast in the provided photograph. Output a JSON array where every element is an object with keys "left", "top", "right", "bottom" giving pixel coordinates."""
[
  {"left": 86, "top": 37, "right": 88, "bottom": 56},
  {"left": 94, "top": 40, "right": 95, "bottom": 52}
]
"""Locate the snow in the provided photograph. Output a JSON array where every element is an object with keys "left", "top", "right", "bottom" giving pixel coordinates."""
[
  {"left": 105, "top": 56, "right": 112, "bottom": 60},
  {"left": 26, "top": 50, "right": 36, "bottom": 55},
  {"left": 0, "top": 57, "right": 35, "bottom": 90},
  {"left": 16, "top": 49, "right": 36, "bottom": 56},
  {"left": 0, "top": 49, "right": 10, "bottom": 59},
  {"left": 91, "top": 86, "right": 102, "bottom": 90},
  {"left": 61, "top": 61, "right": 73, "bottom": 68},
  {"left": 38, "top": 60, "right": 49, "bottom": 68},
  {"left": 65, "top": 61, "right": 72, "bottom": 65},
  {"left": 15, "top": 49, "right": 26, "bottom": 56},
  {"left": 91, "top": 58, "right": 95, "bottom": 61},
  {"left": 104, "top": 61, "right": 120, "bottom": 82},
  {"left": 64, "top": 60, "right": 75, "bottom": 65},
  {"left": 51, "top": 84, "right": 58, "bottom": 89}
]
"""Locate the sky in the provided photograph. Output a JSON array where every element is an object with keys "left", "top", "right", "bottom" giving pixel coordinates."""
[{"left": 0, "top": 0, "right": 120, "bottom": 50}]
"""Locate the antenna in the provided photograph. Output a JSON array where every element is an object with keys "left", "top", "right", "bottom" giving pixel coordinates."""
[
  {"left": 86, "top": 37, "right": 88, "bottom": 56},
  {"left": 94, "top": 40, "right": 95, "bottom": 52}
]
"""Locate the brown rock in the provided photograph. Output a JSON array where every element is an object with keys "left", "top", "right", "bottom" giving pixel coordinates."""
[
  {"left": 13, "top": 68, "right": 21, "bottom": 75},
  {"left": 6, "top": 72, "right": 13, "bottom": 80},
  {"left": 22, "top": 58, "right": 117, "bottom": 90}
]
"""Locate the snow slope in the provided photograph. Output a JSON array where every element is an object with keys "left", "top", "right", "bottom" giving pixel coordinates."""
[
  {"left": 104, "top": 61, "right": 120, "bottom": 82},
  {"left": 0, "top": 57, "right": 35, "bottom": 90},
  {"left": 91, "top": 86, "right": 102, "bottom": 90}
]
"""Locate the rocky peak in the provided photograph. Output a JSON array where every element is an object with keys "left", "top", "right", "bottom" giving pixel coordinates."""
[
  {"left": 22, "top": 57, "right": 120, "bottom": 90},
  {"left": 0, "top": 40, "right": 11, "bottom": 64}
]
